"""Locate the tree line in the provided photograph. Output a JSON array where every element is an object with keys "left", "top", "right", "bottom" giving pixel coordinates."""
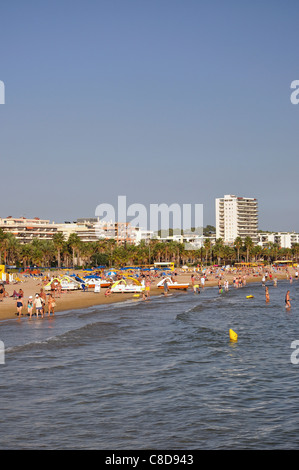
[{"left": 0, "top": 230, "right": 298, "bottom": 269}]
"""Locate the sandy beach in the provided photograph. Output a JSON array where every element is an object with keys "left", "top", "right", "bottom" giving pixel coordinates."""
[{"left": 0, "top": 266, "right": 294, "bottom": 322}]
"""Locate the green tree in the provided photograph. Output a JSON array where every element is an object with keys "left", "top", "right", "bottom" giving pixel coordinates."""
[
  {"left": 68, "top": 233, "right": 82, "bottom": 267},
  {"left": 234, "top": 236, "right": 243, "bottom": 262},
  {"left": 244, "top": 236, "right": 254, "bottom": 263},
  {"left": 20, "top": 243, "right": 33, "bottom": 269},
  {"left": 204, "top": 238, "right": 212, "bottom": 265},
  {"left": 53, "top": 232, "right": 66, "bottom": 268}
]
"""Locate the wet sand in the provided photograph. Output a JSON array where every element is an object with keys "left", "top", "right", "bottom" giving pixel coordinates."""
[{"left": 0, "top": 268, "right": 293, "bottom": 321}]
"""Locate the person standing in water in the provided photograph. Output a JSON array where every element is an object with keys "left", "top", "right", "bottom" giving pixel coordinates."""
[
  {"left": 163, "top": 279, "right": 169, "bottom": 296},
  {"left": 265, "top": 286, "right": 270, "bottom": 303},
  {"left": 285, "top": 290, "right": 291, "bottom": 309},
  {"left": 27, "top": 296, "right": 34, "bottom": 318},
  {"left": 16, "top": 295, "right": 23, "bottom": 317}
]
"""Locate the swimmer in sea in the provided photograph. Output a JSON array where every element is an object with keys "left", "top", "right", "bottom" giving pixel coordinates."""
[{"left": 285, "top": 290, "right": 291, "bottom": 309}]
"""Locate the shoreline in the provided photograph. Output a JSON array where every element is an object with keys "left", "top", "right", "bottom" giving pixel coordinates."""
[{"left": 0, "top": 268, "right": 294, "bottom": 322}]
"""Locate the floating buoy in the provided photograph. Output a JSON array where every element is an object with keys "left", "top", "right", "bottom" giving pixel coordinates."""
[
  {"left": 133, "top": 294, "right": 140, "bottom": 298},
  {"left": 229, "top": 329, "right": 238, "bottom": 341},
  {"left": 246, "top": 295, "right": 254, "bottom": 299}
]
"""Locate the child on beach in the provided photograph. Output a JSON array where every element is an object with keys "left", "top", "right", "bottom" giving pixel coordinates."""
[{"left": 27, "top": 296, "right": 33, "bottom": 318}]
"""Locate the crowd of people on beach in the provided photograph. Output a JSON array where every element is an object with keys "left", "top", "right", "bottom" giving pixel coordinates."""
[
  {"left": 0, "top": 263, "right": 297, "bottom": 318},
  {"left": 14, "top": 288, "right": 56, "bottom": 318},
  {"left": 188, "top": 265, "right": 296, "bottom": 310}
]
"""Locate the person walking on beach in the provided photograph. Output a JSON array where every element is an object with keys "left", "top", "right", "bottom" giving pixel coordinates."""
[
  {"left": 285, "top": 290, "right": 291, "bottom": 309},
  {"left": 163, "top": 278, "right": 169, "bottom": 296},
  {"left": 47, "top": 294, "right": 55, "bottom": 316},
  {"left": 193, "top": 284, "right": 200, "bottom": 294},
  {"left": 27, "top": 296, "right": 34, "bottom": 318},
  {"left": 40, "top": 288, "right": 47, "bottom": 316},
  {"left": 145, "top": 276, "right": 151, "bottom": 299},
  {"left": 0, "top": 284, "right": 4, "bottom": 302},
  {"left": 34, "top": 294, "right": 44, "bottom": 318},
  {"left": 16, "top": 295, "right": 23, "bottom": 317}
]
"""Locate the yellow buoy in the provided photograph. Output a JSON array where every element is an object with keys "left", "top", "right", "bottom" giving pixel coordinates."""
[
  {"left": 133, "top": 294, "right": 140, "bottom": 298},
  {"left": 246, "top": 295, "right": 254, "bottom": 299},
  {"left": 229, "top": 329, "right": 238, "bottom": 341}
]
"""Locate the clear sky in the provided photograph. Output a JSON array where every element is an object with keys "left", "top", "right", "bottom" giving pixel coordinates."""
[{"left": 1, "top": 0, "right": 299, "bottom": 231}]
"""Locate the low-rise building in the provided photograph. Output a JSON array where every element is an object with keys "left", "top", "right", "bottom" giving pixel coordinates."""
[
  {"left": 257, "top": 231, "right": 299, "bottom": 249},
  {"left": 0, "top": 216, "right": 58, "bottom": 243}
]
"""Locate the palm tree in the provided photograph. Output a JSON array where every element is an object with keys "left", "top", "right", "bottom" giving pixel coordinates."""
[
  {"left": 40, "top": 240, "right": 55, "bottom": 267},
  {"left": 106, "top": 239, "right": 116, "bottom": 268},
  {"left": 68, "top": 233, "right": 82, "bottom": 267},
  {"left": 0, "top": 229, "right": 8, "bottom": 265},
  {"left": 244, "top": 236, "right": 254, "bottom": 263},
  {"left": 80, "top": 242, "right": 96, "bottom": 267},
  {"left": 292, "top": 243, "right": 299, "bottom": 263},
  {"left": 213, "top": 238, "right": 224, "bottom": 265},
  {"left": 152, "top": 242, "right": 164, "bottom": 263},
  {"left": 204, "top": 238, "right": 211, "bottom": 265},
  {"left": 112, "top": 246, "right": 129, "bottom": 267},
  {"left": 53, "top": 232, "right": 66, "bottom": 268},
  {"left": 6, "top": 233, "right": 20, "bottom": 266},
  {"left": 20, "top": 243, "right": 33, "bottom": 269},
  {"left": 234, "top": 236, "right": 243, "bottom": 262},
  {"left": 31, "top": 243, "right": 44, "bottom": 267},
  {"left": 252, "top": 245, "right": 263, "bottom": 263}
]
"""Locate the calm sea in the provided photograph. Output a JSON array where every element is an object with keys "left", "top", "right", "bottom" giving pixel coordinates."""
[{"left": 1, "top": 278, "right": 299, "bottom": 450}]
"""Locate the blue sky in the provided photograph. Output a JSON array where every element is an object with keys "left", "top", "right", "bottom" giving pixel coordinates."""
[{"left": 0, "top": 0, "right": 299, "bottom": 231}]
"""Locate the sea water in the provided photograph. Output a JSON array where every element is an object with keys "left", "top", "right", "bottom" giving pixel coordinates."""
[{"left": 0, "top": 279, "right": 299, "bottom": 449}]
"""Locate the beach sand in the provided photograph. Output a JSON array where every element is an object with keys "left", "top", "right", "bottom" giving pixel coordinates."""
[{"left": 0, "top": 267, "right": 293, "bottom": 321}]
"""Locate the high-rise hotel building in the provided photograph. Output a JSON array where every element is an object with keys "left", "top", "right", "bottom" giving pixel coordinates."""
[{"left": 215, "top": 195, "right": 258, "bottom": 244}]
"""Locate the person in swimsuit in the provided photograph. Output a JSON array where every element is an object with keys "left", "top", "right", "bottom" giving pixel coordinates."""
[
  {"left": 145, "top": 277, "right": 151, "bottom": 299},
  {"left": 47, "top": 294, "right": 55, "bottom": 316},
  {"left": 0, "top": 284, "right": 4, "bottom": 301},
  {"left": 27, "top": 296, "right": 33, "bottom": 318},
  {"left": 285, "top": 290, "right": 291, "bottom": 309},
  {"left": 105, "top": 287, "right": 112, "bottom": 297},
  {"left": 265, "top": 286, "right": 270, "bottom": 303},
  {"left": 16, "top": 295, "right": 23, "bottom": 317}
]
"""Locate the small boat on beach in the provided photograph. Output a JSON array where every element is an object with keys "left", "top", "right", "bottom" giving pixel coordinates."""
[
  {"left": 157, "top": 277, "right": 189, "bottom": 290},
  {"left": 111, "top": 278, "right": 145, "bottom": 293},
  {"left": 83, "top": 276, "right": 112, "bottom": 289},
  {"left": 44, "top": 275, "right": 82, "bottom": 291}
]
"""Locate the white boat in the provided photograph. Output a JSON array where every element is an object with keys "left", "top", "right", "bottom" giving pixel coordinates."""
[
  {"left": 44, "top": 275, "right": 82, "bottom": 291},
  {"left": 84, "top": 277, "right": 111, "bottom": 288},
  {"left": 157, "top": 277, "right": 189, "bottom": 290},
  {"left": 111, "top": 278, "right": 145, "bottom": 293}
]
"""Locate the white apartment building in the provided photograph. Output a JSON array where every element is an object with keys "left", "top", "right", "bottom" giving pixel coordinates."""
[
  {"left": 0, "top": 216, "right": 59, "bottom": 243},
  {"left": 133, "top": 227, "right": 155, "bottom": 245},
  {"left": 215, "top": 195, "right": 258, "bottom": 244},
  {"left": 257, "top": 232, "right": 299, "bottom": 249}
]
